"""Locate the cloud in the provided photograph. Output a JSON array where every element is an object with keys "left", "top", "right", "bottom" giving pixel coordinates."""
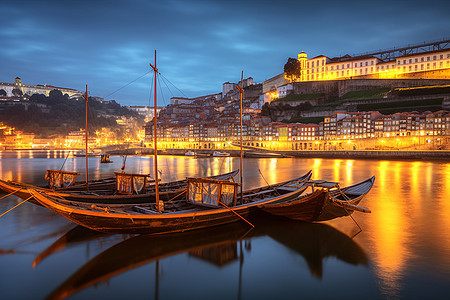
[{"left": 1, "top": 0, "right": 450, "bottom": 105}]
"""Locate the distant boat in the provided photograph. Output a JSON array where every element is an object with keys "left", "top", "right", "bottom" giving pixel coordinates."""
[
  {"left": 213, "top": 151, "right": 230, "bottom": 157},
  {"left": 100, "top": 154, "right": 113, "bottom": 163},
  {"left": 73, "top": 151, "right": 100, "bottom": 157},
  {"left": 185, "top": 150, "right": 196, "bottom": 156},
  {"left": 244, "top": 151, "right": 285, "bottom": 158}
]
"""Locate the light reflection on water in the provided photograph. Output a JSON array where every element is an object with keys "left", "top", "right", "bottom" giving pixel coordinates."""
[{"left": 1, "top": 150, "right": 450, "bottom": 299}]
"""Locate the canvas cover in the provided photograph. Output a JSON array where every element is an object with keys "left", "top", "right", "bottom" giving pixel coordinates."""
[
  {"left": 187, "top": 178, "right": 238, "bottom": 207},
  {"left": 45, "top": 170, "right": 79, "bottom": 188},
  {"left": 115, "top": 172, "right": 149, "bottom": 194}
]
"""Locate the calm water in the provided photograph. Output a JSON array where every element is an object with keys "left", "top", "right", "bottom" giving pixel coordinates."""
[{"left": 0, "top": 150, "right": 449, "bottom": 299}]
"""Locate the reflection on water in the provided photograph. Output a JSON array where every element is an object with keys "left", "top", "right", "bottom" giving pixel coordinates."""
[
  {"left": 1, "top": 151, "right": 450, "bottom": 299},
  {"left": 38, "top": 218, "right": 367, "bottom": 300}
]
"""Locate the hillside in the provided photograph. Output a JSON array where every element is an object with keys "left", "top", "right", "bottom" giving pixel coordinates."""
[{"left": 0, "top": 90, "right": 144, "bottom": 138}]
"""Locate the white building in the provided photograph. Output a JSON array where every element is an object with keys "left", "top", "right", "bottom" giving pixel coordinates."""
[{"left": 0, "top": 77, "right": 82, "bottom": 99}]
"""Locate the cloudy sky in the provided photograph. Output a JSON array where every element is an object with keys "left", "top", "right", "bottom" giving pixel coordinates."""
[{"left": 1, "top": 0, "right": 449, "bottom": 106}]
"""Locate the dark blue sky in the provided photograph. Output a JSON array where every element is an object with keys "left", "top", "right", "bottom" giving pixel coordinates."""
[{"left": 1, "top": 0, "right": 449, "bottom": 106}]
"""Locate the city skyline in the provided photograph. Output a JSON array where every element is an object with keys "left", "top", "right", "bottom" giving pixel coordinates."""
[{"left": 1, "top": 0, "right": 450, "bottom": 106}]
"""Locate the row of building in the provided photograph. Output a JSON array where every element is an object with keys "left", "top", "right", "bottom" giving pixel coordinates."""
[{"left": 145, "top": 110, "right": 450, "bottom": 143}]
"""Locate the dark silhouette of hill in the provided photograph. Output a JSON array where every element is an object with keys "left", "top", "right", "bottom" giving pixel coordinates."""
[{"left": 0, "top": 90, "right": 143, "bottom": 138}]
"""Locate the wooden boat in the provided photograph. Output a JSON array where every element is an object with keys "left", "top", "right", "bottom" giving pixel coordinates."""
[
  {"left": 28, "top": 170, "right": 312, "bottom": 234},
  {"left": 100, "top": 154, "right": 113, "bottom": 163},
  {"left": 258, "top": 176, "right": 375, "bottom": 222},
  {"left": 0, "top": 169, "right": 240, "bottom": 204},
  {"left": 317, "top": 176, "right": 375, "bottom": 221}
]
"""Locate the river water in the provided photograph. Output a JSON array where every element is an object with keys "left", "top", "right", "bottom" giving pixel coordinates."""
[{"left": 0, "top": 150, "right": 449, "bottom": 299}]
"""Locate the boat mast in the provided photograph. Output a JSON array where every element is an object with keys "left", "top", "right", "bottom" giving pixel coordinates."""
[
  {"left": 83, "top": 84, "right": 89, "bottom": 190},
  {"left": 237, "top": 71, "right": 244, "bottom": 202},
  {"left": 149, "top": 51, "right": 160, "bottom": 211}
]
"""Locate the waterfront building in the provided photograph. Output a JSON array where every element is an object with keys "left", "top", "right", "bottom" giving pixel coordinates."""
[{"left": 292, "top": 123, "right": 319, "bottom": 141}]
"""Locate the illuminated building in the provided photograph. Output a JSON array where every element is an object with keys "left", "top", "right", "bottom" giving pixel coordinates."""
[
  {"left": 0, "top": 77, "right": 82, "bottom": 99},
  {"left": 294, "top": 47, "right": 450, "bottom": 82}
]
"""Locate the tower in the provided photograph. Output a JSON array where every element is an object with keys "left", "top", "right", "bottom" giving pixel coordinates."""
[{"left": 297, "top": 51, "right": 307, "bottom": 81}]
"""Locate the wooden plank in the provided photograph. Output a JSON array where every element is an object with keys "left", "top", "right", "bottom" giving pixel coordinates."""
[{"left": 133, "top": 206, "right": 159, "bottom": 214}]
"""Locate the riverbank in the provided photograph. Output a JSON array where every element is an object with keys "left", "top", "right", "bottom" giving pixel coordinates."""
[
  {"left": 2, "top": 147, "right": 449, "bottom": 160},
  {"left": 103, "top": 147, "right": 450, "bottom": 160}
]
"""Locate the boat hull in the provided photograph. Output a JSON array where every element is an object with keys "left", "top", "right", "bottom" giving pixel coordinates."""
[
  {"left": 259, "top": 189, "right": 328, "bottom": 222},
  {"left": 29, "top": 186, "right": 308, "bottom": 235}
]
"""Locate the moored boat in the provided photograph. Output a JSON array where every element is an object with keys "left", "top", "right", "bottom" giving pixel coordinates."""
[
  {"left": 0, "top": 169, "right": 240, "bottom": 205},
  {"left": 185, "top": 150, "right": 196, "bottom": 156},
  {"left": 258, "top": 176, "right": 375, "bottom": 222},
  {"left": 212, "top": 151, "right": 230, "bottom": 157},
  {"left": 28, "top": 170, "right": 313, "bottom": 234}
]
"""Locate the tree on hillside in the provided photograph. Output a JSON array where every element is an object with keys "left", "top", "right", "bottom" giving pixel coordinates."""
[{"left": 284, "top": 57, "right": 301, "bottom": 82}]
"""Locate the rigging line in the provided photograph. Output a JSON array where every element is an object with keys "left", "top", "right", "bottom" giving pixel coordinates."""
[
  {"left": 103, "top": 70, "right": 152, "bottom": 100},
  {"left": 0, "top": 195, "right": 33, "bottom": 218},
  {"left": 159, "top": 75, "right": 176, "bottom": 98},
  {"left": 148, "top": 74, "right": 154, "bottom": 107},
  {"left": 59, "top": 150, "right": 72, "bottom": 172},
  {"left": 159, "top": 73, "right": 189, "bottom": 98},
  {"left": 157, "top": 75, "right": 166, "bottom": 107}
]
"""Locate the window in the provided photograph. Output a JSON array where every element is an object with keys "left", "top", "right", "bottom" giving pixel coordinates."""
[
  {"left": 409, "top": 59, "right": 412, "bottom": 64},
  {"left": 421, "top": 57, "right": 424, "bottom": 62},
  {"left": 365, "top": 62, "right": 368, "bottom": 66}
]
